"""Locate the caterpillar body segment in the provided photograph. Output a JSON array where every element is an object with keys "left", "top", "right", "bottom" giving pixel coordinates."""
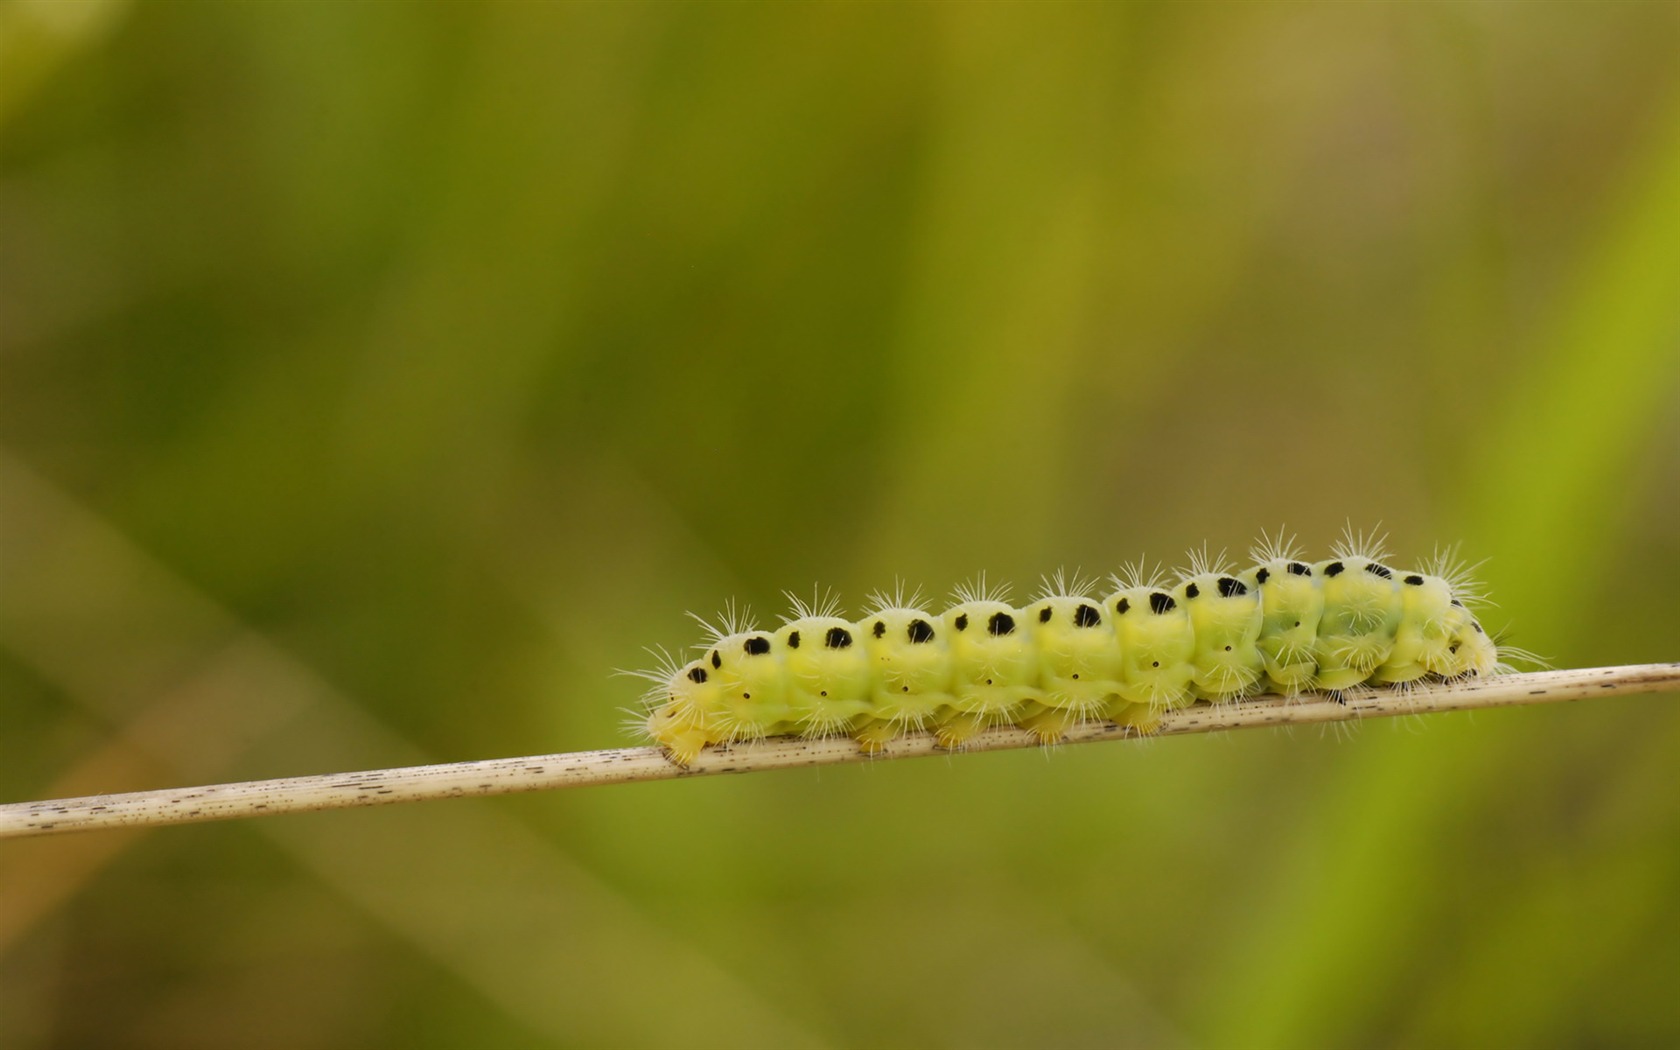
[
  {"left": 707, "top": 629, "right": 796, "bottom": 741},
  {"left": 854, "top": 602, "right": 956, "bottom": 751},
  {"left": 638, "top": 538, "right": 1505, "bottom": 765},
  {"left": 1176, "top": 571, "right": 1265, "bottom": 702},
  {"left": 1016, "top": 593, "right": 1128, "bottom": 746},
  {"left": 1310, "top": 556, "right": 1404, "bottom": 691},
  {"left": 776, "top": 616, "right": 874, "bottom": 737},
  {"left": 1107, "top": 583, "right": 1196, "bottom": 712},
  {"left": 1243, "top": 555, "right": 1325, "bottom": 696},
  {"left": 1370, "top": 572, "right": 1456, "bottom": 686},
  {"left": 937, "top": 598, "right": 1040, "bottom": 749}
]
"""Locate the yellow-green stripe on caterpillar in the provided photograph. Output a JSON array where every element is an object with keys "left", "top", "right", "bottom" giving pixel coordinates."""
[{"left": 632, "top": 531, "right": 1508, "bottom": 765}]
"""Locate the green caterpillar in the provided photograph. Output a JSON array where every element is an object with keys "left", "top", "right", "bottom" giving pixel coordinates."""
[{"left": 635, "top": 532, "right": 1504, "bottom": 765}]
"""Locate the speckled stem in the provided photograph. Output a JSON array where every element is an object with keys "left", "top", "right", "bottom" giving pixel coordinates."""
[{"left": 2, "top": 664, "right": 1675, "bottom": 840}]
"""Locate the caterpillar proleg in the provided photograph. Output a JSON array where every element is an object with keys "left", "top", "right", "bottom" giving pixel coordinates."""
[{"left": 634, "top": 531, "right": 1509, "bottom": 765}]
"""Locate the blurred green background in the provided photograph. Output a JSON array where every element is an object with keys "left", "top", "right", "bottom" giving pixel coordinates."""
[{"left": 2, "top": 3, "right": 1678, "bottom": 1047}]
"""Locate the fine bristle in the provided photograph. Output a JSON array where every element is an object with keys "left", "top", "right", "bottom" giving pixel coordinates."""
[
  {"left": 1332, "top": 522, "right": 1391, "bottom": 563},
  {"left": 617, "top": 646, "right": 685, "bottom": 707},
  {"left": 712, "top": 708, "right": 769, "bottom": 745},
  {"left": 1181, "top": 543, "right": 1231, "bottom": 579},
  {"left": 1112, "top": 557, "right": 1167, "bottom": 591},
  {"left": 785, "top": 586, "right": 844, "bottom": 621},
  {"left": 797, "top": 709, "right": 855, "bottom": 740},
  {"left": 618, "top": 705, "right": 655, "bottom": 739},
  {"left": 952, "top": 571, "right": 1011, "bottom": 605},
  {"left": 1036, "top": 568, "right": 1098, "bottom": 600},
  {"left": 1493, "top": 642, "right": 1549, "bottom": 672},
  {"left": 687, "top": 600, "right": 755, "bottom": 644},
  {"left": 1423, "top": 545, "right": 1491, "bottom": 606},
  {"left": 865, "top": 578, "right": 927, "bottom": 614},
  {"left": 1250, "top": 526, "right": 1301, "bottom": 565}
]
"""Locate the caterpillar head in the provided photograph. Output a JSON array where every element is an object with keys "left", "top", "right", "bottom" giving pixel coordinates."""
[
  {"left": 651, "top": 654, "right": 711, "bottom": 713},
  {"left": 646, "top": 659, "right": 722, "bottom": 764}
]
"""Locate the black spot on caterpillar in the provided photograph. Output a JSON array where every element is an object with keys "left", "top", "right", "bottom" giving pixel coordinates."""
[{"left": 634, "top": 531, "right": 1507, "bottom": 764}]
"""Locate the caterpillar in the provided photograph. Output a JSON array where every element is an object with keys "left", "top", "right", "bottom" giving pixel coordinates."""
[{"left": 632, "top": 531, "right": 1508, "bottom": 765}]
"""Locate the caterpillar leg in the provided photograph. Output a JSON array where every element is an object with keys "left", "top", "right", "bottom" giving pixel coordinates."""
[
  {"left": 861, "top": 690, "right": 954, "bottom": 752},
  {"left": 1265, "top": 665, "right": 1318, "bottom": 697},
  {"left": 655, "top": 725, "right": 711, "bottom": 766},
  {"left": 645, "top": 702, "right": 717, "bottom": 766},
  {"left": 853, "top": 718, "right": 901, "bottom": 755},
  {"left": 1315, "top": 666, "right": 1375, "bottom": 691},
  {"left": 1111, "top": 700, "right": 1164, "bottom": 736},
  {"left": 1369, "top": 663, "right": 1429, "bottom": 686},
  {"left": 933, "top": 711, "right": 989, "bottom": 750},
  {"left": 1017, "top": 703, "right": 1083, "bottom": 746}
]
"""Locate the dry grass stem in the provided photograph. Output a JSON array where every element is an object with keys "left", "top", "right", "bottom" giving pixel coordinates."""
[{"left": 2, "top": 664, "right": 1674, "bottom": 841}]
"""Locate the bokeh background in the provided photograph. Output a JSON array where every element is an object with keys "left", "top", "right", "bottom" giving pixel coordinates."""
[{"left": 2, "top": 3, "right": 1678, "bottom": 1047}]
